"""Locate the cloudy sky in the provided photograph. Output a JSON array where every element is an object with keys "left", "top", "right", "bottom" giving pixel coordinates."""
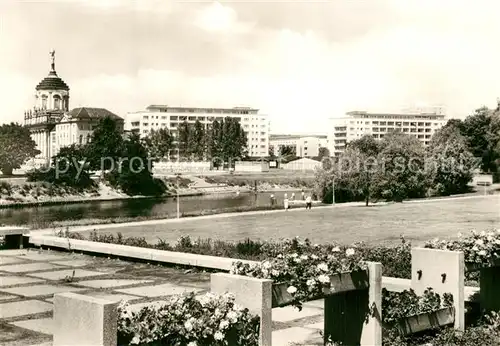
[{"left": 1, "top": 0, "right": 500, "bottom": 134}]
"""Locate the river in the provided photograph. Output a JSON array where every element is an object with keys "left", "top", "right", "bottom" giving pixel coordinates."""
[{"left": 0, "top": 190, "right": 311, "bottom": 226}]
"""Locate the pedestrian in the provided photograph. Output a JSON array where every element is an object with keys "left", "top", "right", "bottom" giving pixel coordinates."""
[
  {"left": 291, "top": 192, "right": 295, "bottom": 201},
  {"left": 284, "top": 195, "right": 289, "bottom": 210},
  {"left": 270, "top": 193, "right": 275, "bottom": 206},
  {"left": 305, "top": 195, "right": 312, "bottom": 210},
  {"left": 301, "top": 190, "right": 305, "bottom": 200}
]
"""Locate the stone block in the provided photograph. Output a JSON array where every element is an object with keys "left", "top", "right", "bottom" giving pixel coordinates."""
[
  {"left": 0, "top": 256, "right": 27, "bottom": 266},
  {"left": 29, "top": 269, "right": 107, "bottom": 281},
  {"left": 1, "top": 284, "right": 85, "bottom": 297},
  {"left": 53, "top": 292, "right": 118, "bottom": 346},
  {"left": 83, "top": 292, "right": 141, "bottom": 303},
  {"left": 0, "top": 300, "right": 52, "bottom": 318},
  {"left": 211, "top": 272, "right": 273, "bottom": 346},
  {"left": 50, "top": 259, "right": 93, "bottom": 267},
  {"left": 15, "top": 252, "right": 68, "bottom": 262},
  {"left": 411, "top": 248, "right": 464, "bottom": 331},
  {"left": 272, "top": 326, "right": 322, "bottom": 346}
]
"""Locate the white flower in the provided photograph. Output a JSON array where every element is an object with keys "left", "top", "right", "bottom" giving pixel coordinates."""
[
  {"left": 294, "top": 258, "right": 302, "bottom": 263},
  {"left": 306, "top": 279, "right": 316, "bottom": 287},
  {"left": 184, "top": 320, "right": 194, "bottom": 332},
  {"left": 227, "top": 310, "right": 239, "bottom": 323},
  {"left": 187, "top": 342, "right": 197, "bottom": 346},
  {"left": 277, "top": 254, "right": 283, "bottom": 259},
  {"left": 475, "top": 239, "right": 484, "bottom": 246},
  {"left": 317, "top": 263, "right": 329, "bottom": 272},
  {"left": 262, "top": 261, "right": 272, "bottom": 269},
  {"left": 287, "top": 286, "right": 297, "bottom": 294},
  {"left": 478, "top": 250, "right": 487, "bottom": 257},
  {"left": 271, "top": 269, "right": 280, "bottom": 276},
  {"left": 345, "top": 248, "right": 355, "bottom": 256},
  {"left": 318, "top": 274, "right": 330, "bottom": 284},
  {"left": 219, "top": 320, "right": 229, "bottom": 330},
  {"left": 311, "top": 254, "right": 319, "bottom": 260},
  {"left": 214, "top": 331, "right": 224, "bottom": 341},
  {"left": 487, "top": 236, "right": 494, "bottom": 242},
  {"left": 332, "top": 246, "right": 341, "bottom": 252},
  {"left": 300, "top": 255, "right": 309, "bottom": 260}
]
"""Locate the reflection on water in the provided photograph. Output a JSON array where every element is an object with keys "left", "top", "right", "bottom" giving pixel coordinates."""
[{"left": 0, "top": 190, "right": 310, "bottom": 226}]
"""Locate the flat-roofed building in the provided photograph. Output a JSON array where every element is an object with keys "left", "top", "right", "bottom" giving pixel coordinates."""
[
  {"left": 328, "top": 107, "right": 447, "bottom": 156},
  {"left": 269, "top": 134, "right": 328, "bottom": 158},
  {"left": 125, "top": 105, "right": 270, "bottom": 158}
]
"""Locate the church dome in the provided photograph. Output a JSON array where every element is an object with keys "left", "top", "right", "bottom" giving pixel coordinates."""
[{"left": 36, "top": 70, "right": 69, "bottom": 91}]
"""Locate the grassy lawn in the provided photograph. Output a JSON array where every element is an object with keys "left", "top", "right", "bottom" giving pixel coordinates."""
[{"left": 79, "top": 195, "right": 500, "bottom": 246}]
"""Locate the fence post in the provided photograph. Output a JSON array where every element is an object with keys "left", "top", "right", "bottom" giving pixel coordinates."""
[
  {"left": 411, "top": 248, "right": 465, "bottom": 331},
  {"left": 53, "top": 292, "right": 118, "bottom": 346},
  {"left": 211, "top": 273, "right": 273, "bottom": 346}
]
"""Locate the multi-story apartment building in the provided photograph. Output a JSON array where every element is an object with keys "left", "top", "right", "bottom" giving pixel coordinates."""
[
  {"left": 328, "top": 107, "right": 447, "bottom": 156},
  {"left": 269, "top": 134, "right": 328, "bottom": 157},
  {"left": 23, "top": 51, "right": 123, "bottom": 163},
  {"left": 125, "top": 105, "right": 270, "bottom": 158}
]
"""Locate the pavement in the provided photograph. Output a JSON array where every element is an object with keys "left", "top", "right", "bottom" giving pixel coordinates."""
[{"left": 0, "top": 248, "right": 325, "bottom": 346}]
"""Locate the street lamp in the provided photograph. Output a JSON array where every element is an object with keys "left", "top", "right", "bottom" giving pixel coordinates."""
[
  {"left": 176, "top": 173, "right": 181, "bottom": 219},
  {"left": 332, "top": 177, "right": 335, "bottom": 205}
]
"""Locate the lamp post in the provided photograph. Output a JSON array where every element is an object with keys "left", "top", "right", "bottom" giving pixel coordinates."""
[
  {"left": 176, "top": 173, "right": 180, "bottom": 219},
  {"left": 332, "top": 177, "right": 335, "bottom": 205}
]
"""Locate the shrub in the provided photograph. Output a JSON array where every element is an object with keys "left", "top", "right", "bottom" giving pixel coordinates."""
[{"left": 117, "top": 292, "right": 260, "bottom": 346}]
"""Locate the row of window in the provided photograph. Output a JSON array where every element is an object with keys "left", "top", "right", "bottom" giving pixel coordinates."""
[
  {"left": 142, "top": 115, "right": 246, "bottom": 122},
  {"left": 349, "top": 120, "right": 438, "bottom": 126}
]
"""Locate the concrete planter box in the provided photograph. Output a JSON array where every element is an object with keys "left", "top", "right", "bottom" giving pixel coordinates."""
[
  {"left": 271, "top": 270, "right": 369, "bottom": 308},
  {"left": 391, "top": 307, "right": 455, "bottom": 336}
]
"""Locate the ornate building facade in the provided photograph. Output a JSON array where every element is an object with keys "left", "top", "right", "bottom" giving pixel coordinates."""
[{"left": 24, "top": 51, "right": 123, "bottom": 164}]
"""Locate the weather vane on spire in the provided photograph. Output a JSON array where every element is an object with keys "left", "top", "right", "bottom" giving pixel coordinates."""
[{"left": 49, "top": 49, "right": 55, "bottom": 71}]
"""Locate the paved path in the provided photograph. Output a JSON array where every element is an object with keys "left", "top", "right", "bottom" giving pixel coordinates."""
[{"left": 0, "top": 248, "right": 325, "bottom": 346}]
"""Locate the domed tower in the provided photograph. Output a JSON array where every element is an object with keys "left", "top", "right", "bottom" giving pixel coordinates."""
[{"left": 24, "top": 50, "right": 70, "bottom": 163}]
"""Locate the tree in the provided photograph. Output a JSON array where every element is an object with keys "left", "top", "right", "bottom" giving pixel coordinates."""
[
  {"left": 206, "top": 118, "right": 247, "bottom": 165},
  {"left": 107, "top": 133, "right": 166, "bottom": 196},
  {"left": 427, "top": 127, "right": 475, "bottom": 195},
  {"left": 191, "top": 120, "right": 206, "bottom": 160},
  {"left": 317, "top": 147, "right": 330, "bottom": 160},
  {"left": 347, "top": 135, "right": 380, "bottom": 157},
  {"left": 268, "top": 145, "right": 276, "bottom": 158},
  {"left": 0, "top": 123, "right": 40, "bottom": 175},
  {"left": 142, "top": 128, "right": 173, "bottom": 161},
  {"left": 177, "top": 120, "right": 192, "bottom": 159},
  {"left": 279, "top": 145, "right": 296, "bottom": 157},
  {"left": 85, "top": 117, "right": 124, "bottom": 171},
  {"left": 371, "top": 132, "right": 430, "bottom": 202}
]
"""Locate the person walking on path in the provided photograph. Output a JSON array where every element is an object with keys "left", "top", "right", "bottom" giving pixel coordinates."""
[
  {"left": 291, "top": 192, "right": 295, "bottom": 201},
  {"left": 305, "top": 195, "right": 312, "bottom": 209},
  {"left": 284, "top": 193, "right": 289, "bottom": 210},
  {"left": 301, "top": 190, "right": 305, "bottom": 200},
  {"left": 270, "top": 193, "right": 275, "bottom": 206}
]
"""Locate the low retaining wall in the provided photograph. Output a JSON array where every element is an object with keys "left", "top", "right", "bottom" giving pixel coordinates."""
[{"left": 29, "top": 235, "right": 256, "bottom": 271}]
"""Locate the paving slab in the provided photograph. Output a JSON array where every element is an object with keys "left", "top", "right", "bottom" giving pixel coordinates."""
[
  {"left": 83, "top": 292, "right": 141, "bottom": 303},
  {"left": 0, "top": 249, "right": 31, "bottom": 256},
  {"left": 304, "top": 321, "right": 324, "bottom": 329},
  {"left": 0, "top": 284, "right": 86, "bottom": 297},
  {"left": 0, "top": 256, "right": 27, "bottom": 266},
  {"left": 11, "top": 317, "right": 53, "bottom": 335},
  {"left": 0, "top": 262, "right": 62, "bottom": 273},
  {"left": 303, "top": 299, "right": 324, "bottom": 309},
  {"left": 49, "top": 259, "right": 93, "bottom": 267},
  {"left": 0, "top": 293, "right": 17, "bottom": 301},
  {"left": 272, "top": 326, "right": 322, "bottom": 346},
  {"left": 272, "top": 306, "right": 324, "bottom": 323},
  {"left": 116, "top": 283, "right": 202, "bottom": 298},
  {"left": 0, "top": 300, "right": 52, "bottom": 318},
  {"left": 76, "top": 279, "right": 153, "bottom": 289},
  {"left": 28, "top": 269, "right": 107, "bottom": 281},
  {"left": 0, "top": 275, "right": 45, "bottom": 287},
  {"left": 14, "top": 253, "right": 69, "bottom": 262}
]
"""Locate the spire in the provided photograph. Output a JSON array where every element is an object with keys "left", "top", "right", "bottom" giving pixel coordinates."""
[{"left": 49, "top": 49, "right": 56, "bottom": 73}]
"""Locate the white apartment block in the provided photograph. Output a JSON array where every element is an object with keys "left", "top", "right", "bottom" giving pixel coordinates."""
[
  {"left": 125, "top": 105, "right": 270, "bottom": 158},
  {"left": 328, "top": 108, "right": 447, "bottom": 156},
  {"left": 269, "top": 134, "right": 328, "bottom": 158}
]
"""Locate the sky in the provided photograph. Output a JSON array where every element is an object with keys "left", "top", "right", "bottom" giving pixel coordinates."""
[{"left": 1, "top": 0, "right": 500, "bottom": 134}]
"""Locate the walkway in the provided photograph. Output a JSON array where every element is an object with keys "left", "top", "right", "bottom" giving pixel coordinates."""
[{"left": 0, "top": 249, "right": 325, "bottom": 346}]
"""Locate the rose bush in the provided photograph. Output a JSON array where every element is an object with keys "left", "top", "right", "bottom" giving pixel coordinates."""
[
  {"left": 117, "top": 291, "right": 260, "bottom": 346},
  {"left": 231, "top": 237, "right": 367, "bottom": 309},
  {"left": 424, "top": 229, "right": 500, "bottom": 267}
]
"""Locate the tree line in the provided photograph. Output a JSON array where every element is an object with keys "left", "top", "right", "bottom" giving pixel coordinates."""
[
  {"left": 315, "top": 104, "right": 500, "bottom": 204},
  {"left": 143, "top": 118, "right": 248, "bottom": 163}
]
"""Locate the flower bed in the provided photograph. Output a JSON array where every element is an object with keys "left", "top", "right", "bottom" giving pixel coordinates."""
[
  {"left": 230, "top": 245, "right": 367, "bottom": 309},
  {"left": 382, "top": 288, "right": 454, "bottom": 336},
  {"left": 424, "top": 229, "right": 500, "bottom": 270},
  {"left": 117, "top": 292, "right": 260, "bottom": 346}
]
